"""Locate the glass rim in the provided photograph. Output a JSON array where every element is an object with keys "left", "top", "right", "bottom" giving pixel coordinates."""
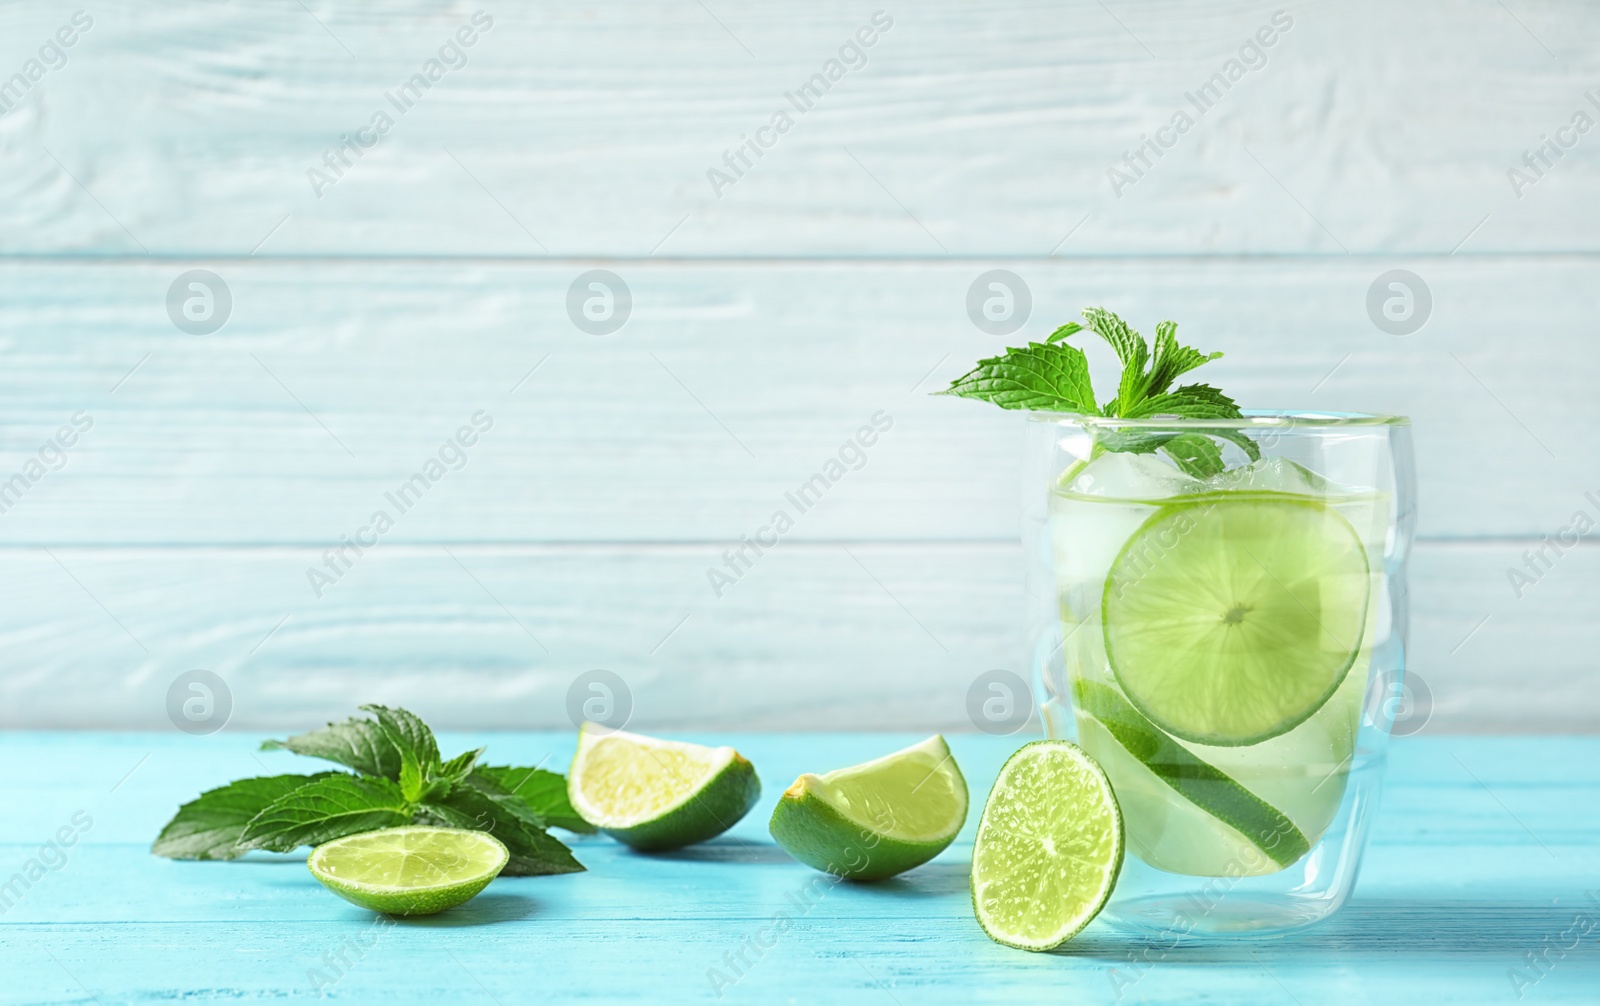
[{"left": 1024, "top": 409, "right": 1410, "bottom": 430}]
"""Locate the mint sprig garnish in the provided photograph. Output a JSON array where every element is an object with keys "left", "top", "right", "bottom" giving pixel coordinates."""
[
  {"left": 939, "top": 306, "right": 1260, "bottom": 477},
  {"left": 152, "top": 705, "right": 587, "bottom": 875}
]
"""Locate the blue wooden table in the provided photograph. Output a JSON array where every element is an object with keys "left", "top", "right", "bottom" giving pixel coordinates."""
[{"left": 4, "top": 731, "right": 1598, "bottom": 1004}]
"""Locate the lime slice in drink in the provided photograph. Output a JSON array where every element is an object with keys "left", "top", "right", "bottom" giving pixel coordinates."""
[
  {"left": 567, "top": 724, "right": 761, "bottom": 851},
  {"left": 769, "top": 735, "right": 967, "bottom": 881},
  {"left": 1103, "top": 497, "right": 1370, "bottom": 746},
  {"left": 307, "top": 826, "right": 509, "bottom": 916},
  {"left": 970, "top": 741, "right": 1123, "bottom": 951},
  {"left": 1074, "top": 680, "right": 1310, "bottom": 871}
]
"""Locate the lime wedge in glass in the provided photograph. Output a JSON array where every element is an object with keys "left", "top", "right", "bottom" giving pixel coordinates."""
[
  {"left": 970, "top": 741, "right": 1123, "bottom": 951},
  {"left": 1074, "top": 680, "right": 1310, "bottom": 872},
  {"left": 307, "top": 826, "right": 509, "bottom": 916},
  {"left": 567, "top": 724, "right": 761, "bottom": 851},
  {"left": 1103, "top": 497, "right": 1370, "bottom": 746},
  {"left": 768, "top": 735, "right": 966, "bottom": 881}
]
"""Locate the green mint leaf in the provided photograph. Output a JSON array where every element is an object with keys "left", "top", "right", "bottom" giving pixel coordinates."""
[
  {"left": 261, "top": 716, "right": 400, "bottom": 778},
  {"left": 1044, "top": 321, "right": 1083, "bottom": 343},
  {"left": 471, "top": 765, "right": 596, "bottom": 834},
  {"left": 1078, "top": 307, "right": 1151, "bottom": 411},
  {"left": 240, "top": 775, "right": 411, "bottom": 853},
  {"left": 398, "top": 750, "right": 424, "bottom": 802},
  {"left": 1146, "top": 321, "right": 1223, "bottom": 397},
  {"left": 358, "top": 705, "right": 441, "bottom": 801},
  {"left": 1160, "top": 433, "right": 1226, "bottom": 479},
  {"left": 439, "top": 747, "right": 485, "bottom": 784},
  {"left": 152, "top": 774, "right": 336, "bottom": 860},
  {"left": 1079, "top": 307, "right": 1149, "bottom": 375},
  {"left": 1212, "top": 427, "right": 1263, "bottom": 462},
  {"left": 939, "top": 341, "right": 1098, "bottom": 413},
  {"left": 420, "top": 787, "right": 584, "bottom": 876},
  {"left": 359, "top": 705, "right": 440, "bottom": 770},
  {"left": 1123, "top": 383, "right": 1241, "bottom": 420},
  {"left": 1090, "top": 429, "right": 1169, "bottom": 456}
]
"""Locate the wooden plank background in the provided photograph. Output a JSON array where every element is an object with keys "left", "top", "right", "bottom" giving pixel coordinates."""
[{"left": 0, "top": 1, "right": 1596, "bottom": 730}]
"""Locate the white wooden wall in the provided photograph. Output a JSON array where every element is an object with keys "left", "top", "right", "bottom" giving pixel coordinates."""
[{"left": 0, "top": 1, "right": 1596, "bottom": 731}]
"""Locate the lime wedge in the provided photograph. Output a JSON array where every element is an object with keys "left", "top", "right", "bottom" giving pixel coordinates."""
[
  {"left": 567, "top": 724, "right": 761, "bottom": 851},
  {"left": 970, "top": 741, "right": 1123, "bottom": 951},
  {"left": 768, "top": 735, "right": 967, "bottom": 881},
  {"left": 1103, "top": 497, "right": 1370, "bottom": 746},
  {"left": 307, "top": 826, "right": 508, "bottom": 916}
]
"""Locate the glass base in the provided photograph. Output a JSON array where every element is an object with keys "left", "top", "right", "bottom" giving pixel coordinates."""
[{"left": 1100, "top": 893, "right": 1340, "bottom": 938}]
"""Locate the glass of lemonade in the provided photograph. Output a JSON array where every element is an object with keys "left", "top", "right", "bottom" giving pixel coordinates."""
[{"left": 1022, "top": 411, "right": 1414, "bottom": 936}]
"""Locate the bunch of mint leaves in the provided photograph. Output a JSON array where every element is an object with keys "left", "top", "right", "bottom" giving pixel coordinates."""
[
  {"left": 939, "top": 306, "right": 1260, "bottom": 478},
  {"left": 152, "top": 705, "right": 591, "bottom": 875}
]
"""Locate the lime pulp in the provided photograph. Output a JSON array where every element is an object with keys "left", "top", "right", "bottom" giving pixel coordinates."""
[
  {"left": 1102, "top": 496, "right": 1370, "bottom": 746},
  {"left": 970, "top": 741, "right": 1123, "bottom": 951},
  {"left": 307, "top": 826, "right": 509, "bottom": 916}
]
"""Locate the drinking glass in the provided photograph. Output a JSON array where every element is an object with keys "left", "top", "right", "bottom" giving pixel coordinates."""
[{"left": 1021, "top": 411, "right": 1415, "bottom": 936}]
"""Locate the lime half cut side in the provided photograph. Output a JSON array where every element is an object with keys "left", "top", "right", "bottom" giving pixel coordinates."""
[
  {"left": 769, "top": 734, "right": 967, "bottom": 881},
  {"left": 307, "top": 826, "right": 509, "bottom": 916},
  {"left": 568, "top": 725, "right": 761, "bottom": 852},
  {"left": 971, "top": 741, "right": 1123, "bottom": 951},
  {"left": 1103, "top": 496, "right": 1371, "bottom": 746}
]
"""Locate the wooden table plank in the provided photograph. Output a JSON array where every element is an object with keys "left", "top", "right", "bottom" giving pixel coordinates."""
[{"left": 3, "top": 732, "right": 1598, "bottom": 1003}]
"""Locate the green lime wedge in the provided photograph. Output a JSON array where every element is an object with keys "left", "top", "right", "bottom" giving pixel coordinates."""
[
  {"left": 970, "top": 741, "right": 1123, "bottom": 951},
  {"left": 1074, "top": 680, "right": 1310, "bottom": 870},
  {"left": 307, "top": 826, "right": 509, "bottom": 916},
  {"left": 1103, "top": 496, "right": 1370, "bottom": 746},
  {"left": 567, "top": 724, "right": 761, "bottom": 852},
  {"left": 768, "top": 735, "right": 967, "bottom": 881}
]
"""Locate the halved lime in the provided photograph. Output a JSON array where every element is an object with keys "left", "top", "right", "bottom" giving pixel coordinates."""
[
  {"left": 1103, "top": 497, "right": 1370, "bottom": 746},
  {"left": 307, "top": 826, "right": 509, "bottom": 916},
  {"left": 567, "top": 724, "right": 761, "bottom": 851},
  {"left": 769, "top": 735, "right": 966, "bottom": 881},
  {"left": 970, "top": 741, "right": 1123, "bottom": 951}
]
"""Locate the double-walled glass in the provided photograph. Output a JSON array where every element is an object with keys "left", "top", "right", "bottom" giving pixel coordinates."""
[{"left": 1022, "top": 412, "right": 1414, "bottom": 936}]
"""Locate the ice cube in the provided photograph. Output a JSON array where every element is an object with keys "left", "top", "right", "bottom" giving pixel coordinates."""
[
  {"left": 1048, "top": 453, "right": 1198, "bottom": 607},
  {"left": 1207, "top": 457, "right": 1371, "bottom": 499},
  {"left": 1060, "top": 451, "right": 1203, "bottom": 501}
]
